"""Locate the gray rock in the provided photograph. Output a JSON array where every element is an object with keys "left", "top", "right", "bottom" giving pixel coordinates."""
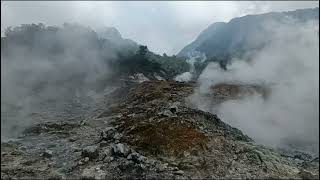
[
  {"left": 162, "top": 110, "right": 177, "bottom": 117},
  {"left": 111, "top": 143, "right": 131, "bottom": 157},
  {"left": 68, "top": 137, "right": 77, "bottom": 142},
  {"left": 100, "top": 127, "right": 116, "bottom": 141},
  {"left": 103, "top": 156, "right": 114, "bottom": 163},
  {"left": 139, "top": 163, "right": 146, "bottom": 169},
  {"left": 42, "top": 150, "right": 53, "bottom": 158},
  {"left": 98, "top": 147, "right": 112, "bottom": 161},
  {"left": 174, "top": 170, "right": 184, "bottom": 175},
  {"left": 99, "top": 141, "right": 109, "bottom": 147},
  {"left": 183, "top": 151, "right": 190, "bottom": 157},
  {"left": 127, "top": 152, "right": 146, "bottom": 163},
  {"left": 299, "top": 169, "right": 318, "bottom": 179},
  {"left": 82, "top": 145, "right": 99, "bottom": 159},
  {"left": 169, "top": 102, "right": 180, "bottom": 113},
  {"left": 113, "top": 132, "right": 122, "bottom": 140},
  {"left": 293, "top": 152, "right": 313, "bottom": 161},
  {"left": 84, "top": 157, "right": 90, "bottom": 162},
  {"left": 81, "top": 166, "right": 106, "bottom": 179},
  {"left": 157, "top": 163, "right": 169, "bottom": 172}
]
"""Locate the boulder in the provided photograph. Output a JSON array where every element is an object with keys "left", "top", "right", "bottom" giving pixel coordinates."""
[
  {"left": 111, "top": 143, "right": 131, "bottom": 157},
  {"left": 100, "top": 127, "right": 116, "bottom": 141}
]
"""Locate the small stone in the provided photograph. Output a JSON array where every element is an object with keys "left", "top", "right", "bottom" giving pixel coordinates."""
[
  {"left": 157, "top": 163, "right": 168, "bottom": 172},
  {"left": 172, "top": 166, "right": 179, "bottom": 171},
  {"left": 113, "top": 133, "right": 122, "bottom": 140},
  {"left": 127, "top": 152, "right": 146, "bottom": 163},
  {"left": 233, "top": 155, "right": 238, "bottom": 160},
  {"left": 115, "top": 114, "right": 123, "bottom": 118},
  {"left": 111, "top": 143, "right": 131, "bottom": 157},
  {"left": 42, "top": 150, "right": 53, "bottom": 158},
  {"left": 84, "top": 157, "right": 90, "bottom": 162},
  {"left": 69, "top": 137, "right": 76, "bottom": 142},
  {"left": 169, "top": 102, "right": 179, "bottom": 113},
  {"left": 103, "top": 156, "right": 113, "bottom": 163},
  {"left": 174, "top": 170, "right": 184, "bottom": 175},
  {"left": 100, "top": 127, "right": 116, "bottom": 141},
  {"left": 80, "top": 120, "right": 87, "bottom": 126},
  {"left": 127, "top": 113, "right": 136, "bottom": 117},
  {"left": 82, "top": 145, "right": 99, "bottom": 159},
  {"left": 183, "top": 151, "right": 190, "bottom": 157},
  {"left": 140, "top": 164, "right": 146, "bottom": 169},
  {"left": 162, "top": 110, "right": 177, "bottom": 117}
]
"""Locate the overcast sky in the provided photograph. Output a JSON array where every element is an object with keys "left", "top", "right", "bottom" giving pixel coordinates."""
[{"left": 1, "top": 1, "right": 319, "bottom": 55}]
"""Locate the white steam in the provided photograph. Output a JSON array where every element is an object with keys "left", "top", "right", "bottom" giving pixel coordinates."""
[
  {"left": 1, "top": 24, "right": 121, "bottom": 141},
  {"left": 192, "top": 20, "right": 319, "bottom": 154},
  {"left": 174, "top": 51, "right": 206, "bottom": 82},
  {"left": 175, "top": 72, "right": 193, "bottom": 82}
]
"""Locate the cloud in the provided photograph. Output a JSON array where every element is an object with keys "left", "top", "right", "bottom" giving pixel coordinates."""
[{"left": 1, "top": 1, "right": 319, "bottom": 55}]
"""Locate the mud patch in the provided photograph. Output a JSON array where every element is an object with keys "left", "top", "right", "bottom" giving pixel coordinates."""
[{"left": 117, "top": 118, "right": 208, "bottom": 157}]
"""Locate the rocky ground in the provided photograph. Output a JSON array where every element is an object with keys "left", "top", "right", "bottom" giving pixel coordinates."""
[{"left": 1, "top": 80, "right": 319, "bottom": 179}]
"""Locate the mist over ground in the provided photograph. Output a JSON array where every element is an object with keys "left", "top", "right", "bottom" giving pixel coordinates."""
[
  {"left": 1, "top": 24, "right": 130, "bottom": 140},
  {"left": 190, "top": 19, "right": 319, "bottom": 155},
  {"left": 1, "top": 23, "right": 190, "bottom": 140},
  {"left": 1, "top": 3, "right": 320, "bottom": 179},
  {"left": 1, "top": 2, "right": 319, "bottom": 156}
]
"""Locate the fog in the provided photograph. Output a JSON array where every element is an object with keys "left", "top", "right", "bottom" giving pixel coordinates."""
[
  {"left": 191, "top": 19, "right": 319, "bottom": 155},
  {"left": 1, "top": 24, "right": 126, "bottom": 140},
  {"left": 1, "top": 2, "right": 319, "bottom": 155}
]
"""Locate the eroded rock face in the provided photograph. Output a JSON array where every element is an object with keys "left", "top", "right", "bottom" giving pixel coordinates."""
[{"left": 1, "top": 80, "right": 318, "bottom": 179}]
